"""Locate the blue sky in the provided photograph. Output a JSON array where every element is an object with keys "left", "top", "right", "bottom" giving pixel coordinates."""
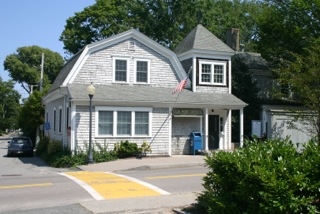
[{"left": 0, "top": 0, "right": 95, "bottom": 98}]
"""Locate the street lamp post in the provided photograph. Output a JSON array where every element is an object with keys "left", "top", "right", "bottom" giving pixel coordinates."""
[{"left": 87, "top": 83, "right": 95, "bottom": 164}]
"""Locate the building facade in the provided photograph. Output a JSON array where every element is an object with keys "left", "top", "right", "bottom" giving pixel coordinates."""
[{"left": 42, "top": 24, "right": 247, "bottom": 156}]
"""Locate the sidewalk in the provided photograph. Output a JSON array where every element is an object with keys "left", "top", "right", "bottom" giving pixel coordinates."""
[
  {"left": 77, "top": 155, "right": 207, "bottom": 213},
  {"left": 78, "top": 155, "right": 206, "bottom": 172}
]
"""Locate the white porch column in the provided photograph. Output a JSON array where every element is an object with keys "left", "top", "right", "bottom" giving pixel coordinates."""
[
  {"left": 70, "top": 103, "right": 76, "bottom": 154},
  {"left": 240, "top": 108, "right": 244, "bottom": 147},
  {"left": 228, "top": 110, "right": 232, "bottom": 150},
  {"left": 204, "top": 108, "right": 208, "bottom": 151}
]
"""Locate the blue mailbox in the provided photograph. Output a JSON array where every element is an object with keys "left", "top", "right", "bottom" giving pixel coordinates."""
[{"left": 190, "top": 132, "right": 202, "bottom": 155}]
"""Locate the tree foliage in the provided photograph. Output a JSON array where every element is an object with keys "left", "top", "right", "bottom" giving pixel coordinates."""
[
  {"left": 0, "top": 77, "right": 21, "bottom": 132},
  {"left": 18, "top": 90, "right": 45, "bottom": 142},
  {"left": 254, "top": 0, "right": 320, "bottom": 64},
  {"left": 60, "top": 0, "right": 260, "bottom": 55},
  {"left": 274, "top": 38, "right": 320, "bottom": 144},
  {"left": 3, "top": 46, "right": 64, "bottom": 94},
  {"left": 232, "top": 53, "right": 261, "bottom": 140}
]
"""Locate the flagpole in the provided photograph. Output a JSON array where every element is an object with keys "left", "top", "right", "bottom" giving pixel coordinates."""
[{"left": 172, "top": 66, "right": 193, "bottom": 112}]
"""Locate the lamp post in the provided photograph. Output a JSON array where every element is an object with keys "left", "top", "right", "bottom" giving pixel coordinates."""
[{"left": 87, "top": 83, "right": 95, "bottom": 164}]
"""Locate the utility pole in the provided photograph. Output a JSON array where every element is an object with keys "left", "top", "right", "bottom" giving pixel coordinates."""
[
  {"left": 40, "top": 53, "right": 44, "bottom": 92},
  {"left": 30, "top": 84, "right": 38, "bottom": 94}
]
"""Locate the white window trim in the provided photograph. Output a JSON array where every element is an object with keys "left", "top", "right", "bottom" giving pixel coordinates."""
[
  {"left": 199, "top": 59, "right": 227, "bottom": 86},
  {"left": 113, "top": 57, "right": 130, "bottom": 83},
  {"left": 134, "top": 58, "right": 150, "bottom": 84},
  {"left": 95, "top": 106, "right": 152, "bottom": 137}
]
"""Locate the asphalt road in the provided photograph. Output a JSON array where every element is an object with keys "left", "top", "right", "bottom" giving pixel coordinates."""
[{"left": 0, "top": 136, "right": 207, "bottom": 213}]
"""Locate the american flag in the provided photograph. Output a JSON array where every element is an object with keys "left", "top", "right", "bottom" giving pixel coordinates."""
[{"left": 172, "top": 76, "right": 188, "bottom": 94}]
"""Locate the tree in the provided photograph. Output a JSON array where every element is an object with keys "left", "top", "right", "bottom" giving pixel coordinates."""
[
  {"left": 18, "top": 90, "right": 45, "bottom": 143},
  {"left": 60, "top": 0, "right": 260, "bottom": 55},
  {"left": 254, "top": 0, "right": 320, "bottom": 65},
  {"left": 274, "top": 38, "right": 320, "bottom": 145},
  {"left": 3, "top": 46, "right": 64, "bottom": 95},
  {"left": 231, "top": 53, "right": 261, "bottom": 140},
  {"left": 60, "top": 0, "right": 133, "bottom": 56},
  {"left": 0, "top": 77, "right": 21, "bottom": 132}
]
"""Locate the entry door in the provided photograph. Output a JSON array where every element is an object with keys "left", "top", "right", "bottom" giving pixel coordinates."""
[{"left": 208, "top": 115, "right": 220, "bottom": 150}]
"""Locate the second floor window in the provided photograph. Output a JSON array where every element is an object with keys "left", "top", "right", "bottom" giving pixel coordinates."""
[
  {"left": 136, "top": 61, "right": 148, "bottom": 83},
  {"left": 199, "top": 60, "right": 227, "bottom": 86},
  {"left": 115, "top": 59, "right": 127, "bottom": 82}
]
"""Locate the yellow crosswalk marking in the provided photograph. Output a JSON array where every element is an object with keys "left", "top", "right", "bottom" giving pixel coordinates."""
[{"left": 66, "top": 171, "right": 163, "bottom": 199}]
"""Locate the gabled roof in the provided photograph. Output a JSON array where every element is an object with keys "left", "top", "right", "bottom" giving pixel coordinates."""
[
  {"left": 47, "top": 28, "right": 187, "bottom": 95},
  {"left": 174, "top": 24, "right": 234, "bottom": 55},
  {"left": 48, "top": 51, "right": 82, "bottom": 93},
  {"left": 67, "top": 84, "right": 247, "bottom": 109}
]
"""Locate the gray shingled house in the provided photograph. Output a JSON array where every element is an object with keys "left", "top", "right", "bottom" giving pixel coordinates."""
[{"left": 42, "top": 24, "right": 246, "bottom": 156}]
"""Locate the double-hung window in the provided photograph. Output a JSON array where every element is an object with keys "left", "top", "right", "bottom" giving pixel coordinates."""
[
  {"left": 98, "top": 111, "right": 113, "bottom": 135},
  {"left": 114, "top": 58, "right": 128, "bottom": 82},
  {"left": 117, "top": 111, "right": 131, "bottom": 135},
  {"left": 135, "top": 59, "right": 149, "bottom": 83},
  {"left": 96, "top": 107, "right": 151, "bottom": 137},
  {"left": 135, "top": 112, "right": 149, "bottom": 135},
  {"left": 199, "top": 60, "right": 227, "bottom": 86}
]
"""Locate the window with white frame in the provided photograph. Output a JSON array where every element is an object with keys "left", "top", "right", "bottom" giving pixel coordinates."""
[
  {"left": 59, "top": 107, "right": 62, "bottom": 133},
  {"left": 98, "top": 111, "right": 113, "bottom": 135},
  {"left": 96, "top": 107, "right": 151, "bottom": 137},
  {"left": 117, "top": 111, "right": 131, "bottom": 135},
  {"left": 114, "top": 58, "right": 128, "bottom": 82},
  {"left": 199, "top": 60, "right": 227, "bottom": 86},
  {"left": 135, "top": 59, "right": 149, "bottom": 83},
  {"left": 53, "top": 109, "right": 56, "bottom": 132},
  {"left": 135, "top": 112, "right": 149, "bottom": 135}
]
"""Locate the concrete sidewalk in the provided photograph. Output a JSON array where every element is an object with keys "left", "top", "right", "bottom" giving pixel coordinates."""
[
  {"left": 77, "top": 155, "right": 207, "bottom": 213},
  {"left": 78, "top": 155, "right": 207, "bottom": 172}
]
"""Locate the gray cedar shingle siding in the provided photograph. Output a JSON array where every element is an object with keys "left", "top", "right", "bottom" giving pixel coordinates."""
[{"left": 73, "top": 38, "right": 179, "bottom": 89}]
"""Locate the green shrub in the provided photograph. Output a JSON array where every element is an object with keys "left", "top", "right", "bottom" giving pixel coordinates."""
[
  {"left": 137, "top": 141, "right": 152, "bottom": 157},
  {"left": 36, "top": 136, "right": 50, "bottom": 157},
  {"left": 93, "top": 141, "right": 118, "bottom": 162},
  {"left": 36, "top": 137, "right": 118, "bottom": 168},
  {"left": 47, "top": 139, "right": 63, "bottom": 155},
  {"left": 196, "top": 138, "right": 320, "bottom": 214},
  {"left": 114, "top": 140, "right": 139, "bottom": 158},
  {"left": 50, "top": 152, "right": 87, "bottom": 168}
]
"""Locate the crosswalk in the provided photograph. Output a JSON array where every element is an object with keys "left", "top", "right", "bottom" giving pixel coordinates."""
[{"left": 60, "top": 171, "right": 170, "bottom": 200}]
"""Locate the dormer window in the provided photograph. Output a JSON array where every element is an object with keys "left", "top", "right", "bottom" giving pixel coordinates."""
[
  {"left": 135, "top": 59, "right": 150, "bottom": 84},
  {"left": 199, "top": 60, "right": 227, "bottom": 86},
  {"left": 113, "top": 57, "right": 128, "bottom": 82}
]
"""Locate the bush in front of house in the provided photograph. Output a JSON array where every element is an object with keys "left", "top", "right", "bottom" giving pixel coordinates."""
[
  {"left": 36, "top": 137, "right": 118, "bottom": 168},
  {"left": 114, "top": 140, "right": 139, "bottom": 158},
  {"left": 195, "top": 138, "right": 320, "bottom": 214},
  {"left": 36, "top": 138, "right": 149, "bottom": 167}
]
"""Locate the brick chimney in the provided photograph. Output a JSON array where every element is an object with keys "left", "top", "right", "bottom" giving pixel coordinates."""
[{"left": 226, "top": 28, "right": 240, "bottom": 51}]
